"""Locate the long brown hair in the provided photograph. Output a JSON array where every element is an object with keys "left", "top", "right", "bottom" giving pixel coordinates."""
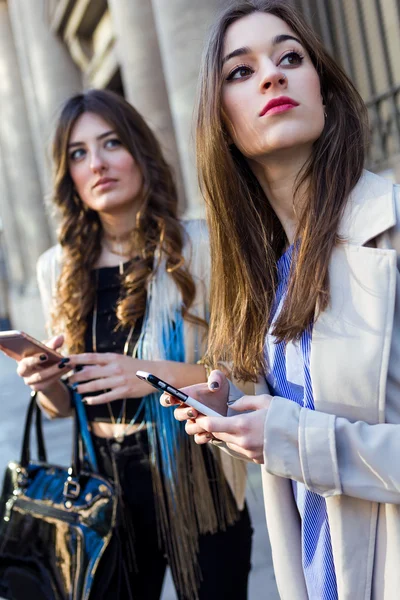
[
  {"left": 51, "top": 89, "right": 202, "bottom": 353},
  {"left": 196, "top": 0, "right": 369, "bottom": 381}
]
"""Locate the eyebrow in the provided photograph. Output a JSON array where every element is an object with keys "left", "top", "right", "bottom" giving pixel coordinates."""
[
  {"left": 68, "top": 129, "right": 116, "bottom": 148},
  {"left": 222, "top": 34, "right": 303, "bottom": 65}
]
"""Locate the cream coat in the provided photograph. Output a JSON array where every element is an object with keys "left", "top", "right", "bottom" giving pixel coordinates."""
[{"left": 261, "top": 170, "right": 400, "bottom": 599}]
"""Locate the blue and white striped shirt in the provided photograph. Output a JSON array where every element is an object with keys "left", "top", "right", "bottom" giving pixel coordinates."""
[{"left": 264, "top": 244, "right": 338, "bottom": 600}]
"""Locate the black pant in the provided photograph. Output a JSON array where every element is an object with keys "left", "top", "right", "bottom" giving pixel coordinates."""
[{"left": 90, "top": 429, "right": 253, "bottom": 600}]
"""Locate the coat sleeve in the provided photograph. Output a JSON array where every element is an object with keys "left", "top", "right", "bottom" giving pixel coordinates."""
[
  {"left": 263, "top": 393, "right": 400, "bottom": 504},
  {"left": 264, "top": 184, "right": 400, "bottom": 503}
]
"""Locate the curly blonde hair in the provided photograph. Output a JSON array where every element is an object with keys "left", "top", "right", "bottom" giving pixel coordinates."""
[{"left": 51, "top": 89, "right": 203, "bottom": 353}]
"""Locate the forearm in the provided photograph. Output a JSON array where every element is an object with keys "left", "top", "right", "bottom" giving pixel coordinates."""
[
  {"left": 263, "top": 397, "right": 339, "bottom": 496},
  {"left": 37, "top": 380, "right": 72, "bottom": 419},
  {"left": 144, "top": 360, "right": 207, "bottom": 388},
  {"left": 264, "top": 396, "right": 400, "bottom": 504}
]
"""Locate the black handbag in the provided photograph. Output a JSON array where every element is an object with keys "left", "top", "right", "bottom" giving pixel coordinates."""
[{"left": 0, "top": 389, "right": 116, "bottom": 600}]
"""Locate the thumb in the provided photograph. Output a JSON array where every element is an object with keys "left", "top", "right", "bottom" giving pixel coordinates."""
[
  {"left": 229, "top": 395, "right": 269, "bottom": 413},
  {"left": 207, "top": 369, "right": 229, "bottom": 392},
  {"left": 45, "top": 334, "right": 64, "bottom": 350}
]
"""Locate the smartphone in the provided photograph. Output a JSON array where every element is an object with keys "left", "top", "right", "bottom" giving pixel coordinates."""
[
  {"left": 136, "top": 370, "right": 224, "bottom": 417},
  {"left": 0, "top": 330, "right": 63, "bottom": 365}
]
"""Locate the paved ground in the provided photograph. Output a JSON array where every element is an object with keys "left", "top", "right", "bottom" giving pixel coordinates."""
[{"left": 0, "top": 352, "right": 279, "bottom": 599}]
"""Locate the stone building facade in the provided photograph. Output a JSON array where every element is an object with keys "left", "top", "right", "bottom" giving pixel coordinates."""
[{"left": 0, "top": 0, "right": 398, "bottom": 336}]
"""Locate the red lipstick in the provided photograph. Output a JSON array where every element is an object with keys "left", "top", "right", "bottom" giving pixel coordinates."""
[{"left": 260, "top": 96, "right": 299, "bottom": 117}]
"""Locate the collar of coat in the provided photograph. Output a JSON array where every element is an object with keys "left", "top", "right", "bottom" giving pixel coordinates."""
[{"left": 339, "top": 169, "right": 396, "bottom": 245}]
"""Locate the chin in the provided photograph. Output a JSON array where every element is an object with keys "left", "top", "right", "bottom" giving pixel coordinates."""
[
  {"left": 244, "top": 130, "right": 322, "bottom": 160},
  {"left": 89, "top": 194, "right": 134, "bottom": 213}
]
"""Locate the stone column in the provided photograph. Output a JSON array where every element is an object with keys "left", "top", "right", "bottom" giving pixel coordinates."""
[
  {"left": 0, "top": 0, "right": 54, "bottom": 337},
  {"left": 0, "top": 0, "right": 52, "bottom": 277},
  {"left": 108, "top": 0, "right": 186, "bottom": 211},
  {"left": 150, "top": 0, "right": 228, "bottom": 217},
  {"left": 8, "top": 0, "right": 82, "bottom": 200},
  {"left": 0, "top": 144, "right": 25, "bottom": 288}
]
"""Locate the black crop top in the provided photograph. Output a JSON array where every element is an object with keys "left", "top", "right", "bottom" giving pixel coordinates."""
[{"left": 83, "top": 261, "right": 144, "bottom": 423}]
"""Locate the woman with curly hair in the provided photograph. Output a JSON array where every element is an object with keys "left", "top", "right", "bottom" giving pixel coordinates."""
[
  {"left": 163, "top": 1, "right": 400, "bottom": 598},
  {"left": 16, "top": 89, "right": 252, "bottom": 600}
]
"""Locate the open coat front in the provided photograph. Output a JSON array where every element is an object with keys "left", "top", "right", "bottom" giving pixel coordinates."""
[{"left": 260, "top": 170, "right": 400, "bottom": 599}]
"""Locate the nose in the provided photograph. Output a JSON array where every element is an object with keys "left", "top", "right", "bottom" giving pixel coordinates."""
[
  {"left": 90, "top": 149, "right": 108, "bottom": 174},
  {"left": 259, "top": 60, "right": 287, "bottom": 92}
]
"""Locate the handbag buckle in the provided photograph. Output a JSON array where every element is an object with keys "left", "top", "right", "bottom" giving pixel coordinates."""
[{"left": 63, "top": 478, "right": 80, "bottom": 500}]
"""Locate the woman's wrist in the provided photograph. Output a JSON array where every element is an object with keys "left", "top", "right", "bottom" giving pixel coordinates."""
[
  {"left": 37, "top": 380, "right": 72, "bottom": 418},
  {"left": 157, "top": 360, "right": 208, "bottom": 387}
]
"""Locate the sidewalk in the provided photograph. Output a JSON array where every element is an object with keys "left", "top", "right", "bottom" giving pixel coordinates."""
[{"left": 0, "top": 352, "right": 279, "bottom": 599}]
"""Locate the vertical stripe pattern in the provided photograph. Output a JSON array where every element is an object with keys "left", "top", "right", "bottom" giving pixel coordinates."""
[{"left": 264, "top": 245, "right": 338, "bottom": 600}]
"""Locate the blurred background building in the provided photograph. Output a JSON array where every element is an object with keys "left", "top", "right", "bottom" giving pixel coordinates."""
[{"left": 0, "top": 0, "right": 399, "bottom": 336}]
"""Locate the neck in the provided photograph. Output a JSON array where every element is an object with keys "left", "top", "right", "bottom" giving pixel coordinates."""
[
  {"left": 99, "top": 204, "right": 139, "bottom": 241},
  {"left": 248, "top": 146, "right": 311, "bottom": 245},
  {"left": 96, "top": 204, "right": 141, "bottom": 269}
]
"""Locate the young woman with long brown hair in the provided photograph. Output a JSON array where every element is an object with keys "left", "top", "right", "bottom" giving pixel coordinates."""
[
  {"left": 162, "top": 1, "right": 400, "bottom": 598},
  {"left": 16, "top": 89, "right": 252, "bottom": 600}
]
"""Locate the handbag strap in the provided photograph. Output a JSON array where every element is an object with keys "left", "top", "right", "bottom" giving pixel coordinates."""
[
  {"left": 20, "top": 391, "right": 40, "bottom": 466},
  {"left": 70, "top": 386, "right": 99, "bottom": 473},
  {"left": 35, "top": 401, "right": 47, "bottom": 463},
  {"left": 20, "top": 388, "right": 98, "bottom": 475}
]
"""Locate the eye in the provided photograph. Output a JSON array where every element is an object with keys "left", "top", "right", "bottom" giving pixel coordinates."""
[
  {"left": 69, "top": 148, "right": 86, "bottom": 161},
  {"left": 104, "top": 138, "right": 122, "bottom": 149},
  {"left": 279, "top": 51, "right": 304, "bottom": 67},
  {"left": 226, "top": 65, "right": 254, "bottom": 81}
]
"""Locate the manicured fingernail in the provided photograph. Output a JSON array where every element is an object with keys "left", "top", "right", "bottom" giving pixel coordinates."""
[
  {"left": 58, "top": 358, "right": 70, "bottom": 369},
  {"left": 187, "top": 409, "right": 195, "bottom": 419},
  {"left": 164, "top": 397, "right": 171, "bottom": 405},
  {"left": 39, "top": 354, "right": 48, "bottom": 361},
  {"left": 210, "top": 381, "right": 219, "bottom": 390}
]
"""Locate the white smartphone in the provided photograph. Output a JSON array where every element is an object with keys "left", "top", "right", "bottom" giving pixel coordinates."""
[
  {"left": 136, "top": 370, "right": 224, "bottom": 417},
  {"left": 0, "top": 330, "right": 62, "bottom": 365}
]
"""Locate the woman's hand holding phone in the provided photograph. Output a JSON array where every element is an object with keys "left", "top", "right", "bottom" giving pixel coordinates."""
[
  {"left": 161, "top": 370, "right": 273, "bottom": 463},
  {"left": 17, "top": 334, "right": 68, "bottom": 392},
  {"left": 160, "top": 370, "right": 230, "bottom": 442}
]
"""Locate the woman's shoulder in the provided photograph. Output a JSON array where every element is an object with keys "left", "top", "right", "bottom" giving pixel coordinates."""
[
  {"left": 36, "top": 244, "right": 63, "bottom": 288},
  {"left": 181, "top": 218, "right": 209, "bottom": 257},
  {"left": 393, "top": 182, "right": 400, "bottom": 213},
  {"left": 181, "top": 218, "right": 209, "bottom": 243},
  {"left": 341, "top": 170, "right": 396, "bottom": 244},
  {"left": 179, "top": 218, "right": 210, "bottom": 282},
  {"left": 361, "top": 170, "right": 400, "bottom": 225},
  {"left": 37, "top": 244, "right": 62, "bottom": 269}
]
